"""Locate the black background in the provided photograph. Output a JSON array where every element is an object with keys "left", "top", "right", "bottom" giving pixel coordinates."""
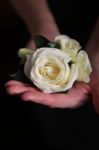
[{"left": 0, "top": 0, "right": 99, "bottom": 149}]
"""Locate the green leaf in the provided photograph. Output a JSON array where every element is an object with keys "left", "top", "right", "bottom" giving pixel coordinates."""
[
  {"left": 34, "top": 35, "right": 50, "bottom": 48},
  {"left": 10, "top": 69, "right": 30, "bottom": 83},
  {"left": 47, "top": 42, "right": 61, "bottom": 49},
  {"left": 68, "top": 61, "right": 74, "bottom": 66}
]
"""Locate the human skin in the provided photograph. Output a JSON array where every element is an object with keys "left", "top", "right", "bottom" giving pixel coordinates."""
[{"left": 5, "top": 0, "right": 99, "bottom": 113}]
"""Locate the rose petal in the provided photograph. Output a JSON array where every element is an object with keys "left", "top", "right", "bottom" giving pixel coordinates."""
[{"left": 76, "top": 50, "right": 92, "bottom": 82}]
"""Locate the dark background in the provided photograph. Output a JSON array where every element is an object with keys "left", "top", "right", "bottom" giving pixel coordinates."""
[{"left": 0, "top": 0, "right": 99, "bottom": 149}]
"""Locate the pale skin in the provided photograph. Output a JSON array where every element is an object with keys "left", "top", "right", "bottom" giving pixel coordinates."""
[{"left": 5, "top": 0, "right": 99, "bottom": 113}]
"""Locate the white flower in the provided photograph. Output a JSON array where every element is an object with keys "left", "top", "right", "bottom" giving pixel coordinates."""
[
  {"left": 17, "top": 35, "right": 92, "bottom": 93},
  {"left": 24, "top": 47, "right": 78, "bottom": 93},
  {"left": 54, "top": 35, "right": 81, "bottom": 58},
  {"left": 74, "top": 50, "right": 92, "bottom": 83}
]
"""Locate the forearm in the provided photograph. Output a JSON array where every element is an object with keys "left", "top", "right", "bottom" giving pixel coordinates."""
[
  {"left": 9, "top": 0, "right": 59, "bottom": 40},
  {"left": 86, "top": 17, "right": 99, "bottom": 74}
]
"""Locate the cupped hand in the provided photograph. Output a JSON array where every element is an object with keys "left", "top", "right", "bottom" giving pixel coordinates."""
[{"left": 5, "top": 80, "right": 90, "bottom": 108}]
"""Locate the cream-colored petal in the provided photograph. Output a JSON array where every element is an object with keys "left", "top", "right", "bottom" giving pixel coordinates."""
[
  {"left": 61, "top": 63, "right": 78, "bottom": 91},
  {"left": 29, "top": 47, "right": 78, "bottom": 93},
  {"left": 18, "top": 48, "right": 34, "bottom": 58},
  {"left": 31, "top": 47, "right": 71, "bottom": 65},
  {"left": 54, "top": 35, "right": 81, "bottom": 57},
  {"left": 54, "top": 35, "right": 70, "bottom": 49},
  {"left": 76, "top": 50, "right": 92, "bottom": 82}
]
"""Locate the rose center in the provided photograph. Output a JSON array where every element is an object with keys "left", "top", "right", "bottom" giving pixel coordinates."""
[{"left": 44, "top": 63, "right": 60, "bottom": 79}]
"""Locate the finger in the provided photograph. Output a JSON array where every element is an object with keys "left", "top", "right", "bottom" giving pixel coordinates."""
[
  {"left": 5, "top": 80, "right": 25, "bottom": 87},
  {"left": 6, "top": 83, "right": 36, "bottom": 95},
  {"left": 21, "top": 90, "right": 88, "bottom": 108},
  {"left": 21, "top": 90, "right": 66, "bottom": 107},
  {"left": 5, "top": 80, "right": 27, "bottom": 94}
]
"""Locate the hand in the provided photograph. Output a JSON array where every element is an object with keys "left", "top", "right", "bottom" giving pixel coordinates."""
[{"left": 5, "top": 80, "right": 90, "bottom": 108}]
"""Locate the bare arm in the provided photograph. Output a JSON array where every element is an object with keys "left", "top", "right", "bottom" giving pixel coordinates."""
[
  {"left": 86, "top": 17, "right": 99, "bottom": 113},
  {"left": 86, "top": 17, "right": 99, "bottom": 74},
  {"left": 9, "top": 0, "right": 59, "bottom": 41}
]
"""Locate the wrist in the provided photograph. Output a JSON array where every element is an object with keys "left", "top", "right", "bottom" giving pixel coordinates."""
[{"left": 28, "top": 21, "right": 60, "bottom": 41}]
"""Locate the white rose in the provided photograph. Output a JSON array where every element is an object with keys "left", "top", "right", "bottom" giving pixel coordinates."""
[
  {"left": 54, "top": 35, "right": 81, "bottom": 58},
  {"left": 24, "top": 47, "right": 78, "bottom": 93},
  {"left": 74, "top": 50, "right": 92, "bottom": 83}
]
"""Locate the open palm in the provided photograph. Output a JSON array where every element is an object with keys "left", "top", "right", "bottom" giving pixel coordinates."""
[{"left": 5, "top": 80, "right": 90, "bottom": 108}]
